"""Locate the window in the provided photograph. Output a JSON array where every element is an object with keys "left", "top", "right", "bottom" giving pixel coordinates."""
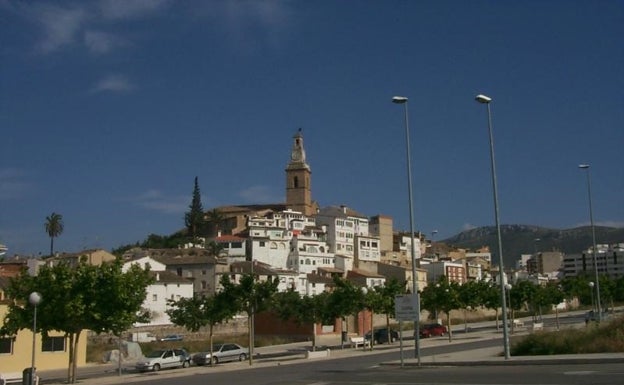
[
  {"left": 201, "top": 281, "right": 207, "bottom": 289},
  {"left": 152, "top": 294, "right": 157, "bottom": 301},
  {"left": 231, "top": 242, "right": 242, "bottom": 248},
  {"left": 202, "top": 269, "right": 206, "bottom": 275},
  {"left": 0, "top": 337, "right": 13, "bottom": 354},
  {"left": 42, "top": 336, "right": 65, "bottom": 352},
  {"left": 176, "top": 268, "right": 182, "bottom": 276},
  {"left": 259, "top": 241, "right": 266, "bottom": 247}
]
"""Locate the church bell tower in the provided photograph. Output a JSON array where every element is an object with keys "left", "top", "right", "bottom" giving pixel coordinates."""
[{"left": 285, "top": 129, "right": 313, "bottom": 216}]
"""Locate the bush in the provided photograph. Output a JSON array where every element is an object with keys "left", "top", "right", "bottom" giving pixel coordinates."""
[{"left": 511, "top": 315, "right": 624, "bottom": 355}]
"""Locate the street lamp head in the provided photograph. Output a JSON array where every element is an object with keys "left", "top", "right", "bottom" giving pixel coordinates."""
[
  {"left": 589, "top": 281, "right": 595, "bottom": 288},
  {"left": 392, "top": 96, "right": 408, "bottom": 104},
  {"left": 475, "top": 94, "right": 492, "bottom": 104},
  {"left": 578, "top": 164, "right": 590, "bottom": 169},
  {"left": 505, "top": 284, "right": 512, "bottom": 290},
  {"left": 29, "top": 292, "right": 41, "bottom": 306}
]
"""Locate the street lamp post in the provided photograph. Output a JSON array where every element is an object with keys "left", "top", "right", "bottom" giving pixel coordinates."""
[
  {"left": 589, "top": 281, "right": 595, "bottom": 314},
  {"left": 392, "top": 96, "right": 421, "bottom": 365},
  {"left": 579, "top": 164, "right": 602, "bottom": 322},
  {"left": 29, "top": 292, "right": 42, "bottom": 385},
  {"left": 504, "top": 284, "right": 513, "bottom": 333},
  {"left": 475, "top": 94, "right": 510, "bottom": 359}
]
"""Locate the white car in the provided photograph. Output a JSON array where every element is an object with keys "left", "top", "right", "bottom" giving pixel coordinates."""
[
  {"left": 135, "top": 349, "right": 191, "bottom": 372},
  {"left": 192, "top": 343, "right": 249, "bottom": 365}
]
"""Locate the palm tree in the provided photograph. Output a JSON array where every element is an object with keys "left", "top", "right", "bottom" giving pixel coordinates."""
[
  {"left": 44, "top": 212, "right": 64, "bottom": 256},
  {"left": 206, "top": 208, "right": 225, "bottom": 237}
]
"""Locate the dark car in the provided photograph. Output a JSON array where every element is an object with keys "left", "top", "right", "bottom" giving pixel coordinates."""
[
  {"left": 364, "top": 328, "right": 399, "bottom": 344},
  {"left": 419, "top": 323, "right": 447, "bottom": 338},
  {"left": 160, "top": 334, "right": 183, "bottom": 342}
]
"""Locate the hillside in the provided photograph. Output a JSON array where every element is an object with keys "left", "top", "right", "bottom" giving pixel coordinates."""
[{"left": 441, "top": 225, "right": 624, "bottom": 268}]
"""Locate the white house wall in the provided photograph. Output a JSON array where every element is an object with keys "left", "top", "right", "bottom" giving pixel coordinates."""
[
  {"left": 136, "top": 280, "right": 194, "bottom": 326},
  {"left": 122, "top": 256, "right": 166, "bottom": 272}
]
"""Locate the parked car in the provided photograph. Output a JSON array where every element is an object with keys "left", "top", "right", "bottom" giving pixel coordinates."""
[
  {"left": 159, "top": 334, "right": 184, "bottom": 342},
  {"left": 135, "top": 348, "right": 191, "bottom": 372},
  {"left": 419, "top": 323, "right": 447, "bottom": 338},
  {"left": 364, "top": 328, "right": 399, "bottom": 344},
  {"left": 192, "top": 343, "right": 249, "bottom": 365}
]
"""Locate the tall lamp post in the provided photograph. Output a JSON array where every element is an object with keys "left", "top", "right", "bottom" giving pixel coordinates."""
[
  {"left": 504, "top": 284, "right": 513, "bottom": 333},
  {"left": 579, "top": 164, "right": 602, "bottom": 322},
  {"left": 475, "top": 94, "right": 510, "bottom": 359},
  {"left": 29, "top": 292, "right": 42, "bottom": 385},
  {"left": 392, "top": 96, "right": 421, "bottom": 365},
  {"left": 588, "top": 281, "right": 595, "bottom": 314}
]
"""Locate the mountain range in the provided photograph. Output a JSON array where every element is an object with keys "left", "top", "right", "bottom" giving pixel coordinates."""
[{"left": 440, "top": 225, "right": 624, "bottom": 268}]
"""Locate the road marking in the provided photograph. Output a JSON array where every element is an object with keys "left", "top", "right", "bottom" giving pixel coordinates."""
[{"left": 564, "top": 371, "right": 596, "bottom": 375}]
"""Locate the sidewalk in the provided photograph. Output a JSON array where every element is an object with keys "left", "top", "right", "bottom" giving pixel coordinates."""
[{"left": 37, "top": 315, "right": 624, "bottom": 384}]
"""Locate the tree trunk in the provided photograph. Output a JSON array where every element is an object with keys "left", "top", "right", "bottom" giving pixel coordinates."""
[
  {"left": 495, "top": 308, "right": 500, "bottom": 331},
  {"left": 72, "top": 332, "right": 81, "bottom": 383},
  {"left": 248, "top": 314, "right": 253, "bottom": 365},
  {"left": 447, "top": 312, "right": 453, "bottom": 342},
  {"left": 209, "top": 323, "right": 214, "bottom": 367}
]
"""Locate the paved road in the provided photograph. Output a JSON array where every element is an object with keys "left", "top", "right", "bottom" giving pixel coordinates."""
[{"left": 38, "top": 308, "right": 623, "bottom": 385}]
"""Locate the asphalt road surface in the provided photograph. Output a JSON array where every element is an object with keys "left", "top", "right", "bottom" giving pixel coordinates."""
[{"left": 109, "top": 339, "right": 624, "bottom": 385}]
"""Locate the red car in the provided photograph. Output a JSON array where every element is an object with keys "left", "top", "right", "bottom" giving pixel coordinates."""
[{"left": 419, "top": 323, "right": 447, "bottom": 338}]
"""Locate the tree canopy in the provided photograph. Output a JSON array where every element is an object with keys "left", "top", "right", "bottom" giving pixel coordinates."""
[{"left": 0, "top": 259, "right": 152, "bottom": 383}]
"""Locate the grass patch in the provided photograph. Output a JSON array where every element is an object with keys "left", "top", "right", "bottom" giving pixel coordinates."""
[{"left": 511, "top": 315, "right": 624, "bottom": 355}]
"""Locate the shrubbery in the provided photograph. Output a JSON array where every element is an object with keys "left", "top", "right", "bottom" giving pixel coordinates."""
[{"left": 511, "top": 315, "right": 624, "bottom": 355}]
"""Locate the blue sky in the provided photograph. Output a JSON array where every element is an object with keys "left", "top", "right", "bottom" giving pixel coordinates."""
[{"left": 1, "top": 0, "right": 623, "bottom": 257}]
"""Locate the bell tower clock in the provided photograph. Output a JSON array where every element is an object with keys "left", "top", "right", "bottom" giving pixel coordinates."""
[{"left": 285, "top": 129, "right": 313, "bottom": 216}]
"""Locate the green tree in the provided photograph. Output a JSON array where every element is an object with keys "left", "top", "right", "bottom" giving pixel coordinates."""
[
  {"left": 1, "top": 259, "right": 152, "bottom": 383},
  {"left": 206, "top": 208, "right": 225, "bottom": 237},
  {"left": 206, "top": 240, "right": 225, "bottom": 258},
  {"left": 326, "top": 277, "right": 365, "bottom": 346},
  {"left": 377, "top": 278, "right": 406, "bottom": 333},
  {"left": 167, "top": 288, "right": 237, "bottom": 366},
  {"left": 44, "top": 212, "right": 64, "bottom": 256},
  {"left": 184, "top": 177, "right": 205, "bottom": 241},
  {"left": 457, "top": 280, "right": 482, "bottom": 332},
  {"left": 421, "top": 277, "right": 461, "bottom": 342},
  {"left": 361, "top": 286, "right": 384, "bottom": 349},
  {"left": 272, "top": 290, "right": 334, "bottom": 351},
  {"left": 220, "top": 274, "right": 279, "bottom": 365}
]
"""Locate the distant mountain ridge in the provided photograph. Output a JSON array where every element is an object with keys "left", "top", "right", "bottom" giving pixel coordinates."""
[{"left": 441, "top": 225, "right": 624, "bottom": 268}]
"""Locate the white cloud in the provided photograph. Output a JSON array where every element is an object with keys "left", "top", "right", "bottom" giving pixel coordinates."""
[
  {"left": 197, "top": 0, "right": 295, "bottom": 52},
  {"left": 133, "top": 189, "right": 188, "bottom": 214},
  {"left": 26, "top": 3, "right": 89, "bottom": 54},
  {"left": 84, "top": 30, "right": 125, "bottom": 54},
  {"left": 91, "top": 74, "right": 135, "bottom": 93},
  {"left": 98, "top": 0, "right": 173, "bottom": 20},
  {"left": 238, "top": 185, "right": 278, "bottom": 203}
]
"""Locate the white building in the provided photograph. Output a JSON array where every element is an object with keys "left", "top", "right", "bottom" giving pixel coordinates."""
[
  {"left": 122, "top": 256, "right": 194, "bottom": 326},
  {"left": 563, "top": 244, "right": 624, "bottom": 279},
  {"left": 247, "top": 209, "right": 319, "bottom": 270},
  {"left": 286, "top": 228, "right": 335, "bottom": 275}
]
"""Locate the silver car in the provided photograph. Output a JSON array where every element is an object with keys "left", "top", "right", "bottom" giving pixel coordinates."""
[
  {"left": 192, "top": 343, "right": 249, "bottom": 365},
  {"left": 135, "top": 348, "right": 191, "bottom": 372}
]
